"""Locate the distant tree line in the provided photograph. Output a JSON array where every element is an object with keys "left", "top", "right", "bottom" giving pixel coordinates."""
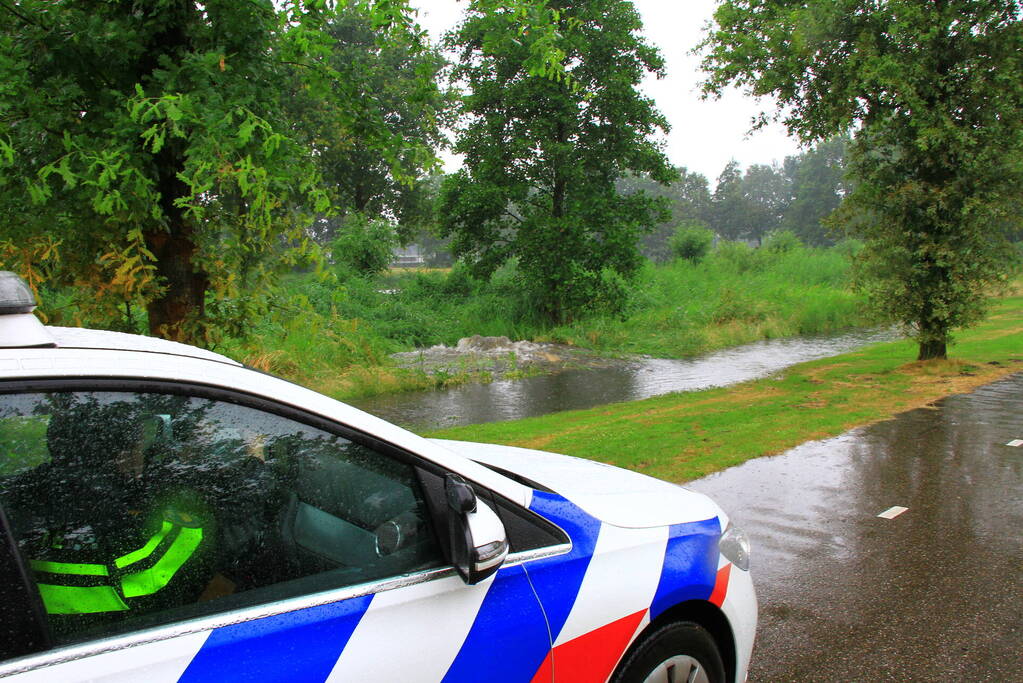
[{"left": 618, "top": 136, "right": 850, "bottom": 262}]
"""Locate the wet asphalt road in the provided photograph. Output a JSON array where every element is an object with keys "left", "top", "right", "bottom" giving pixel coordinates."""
[{"left": 688, "top": 373, "right": 1023, "bottom": 682}]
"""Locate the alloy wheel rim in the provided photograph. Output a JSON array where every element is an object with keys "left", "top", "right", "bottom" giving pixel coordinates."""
[{"left": 642, "top": 654, "right": 710, "bottom": 683}]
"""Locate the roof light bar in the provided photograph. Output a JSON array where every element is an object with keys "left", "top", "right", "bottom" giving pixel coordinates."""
[{"left": 0, "top": 272, "right": 38, "bottom": 315}]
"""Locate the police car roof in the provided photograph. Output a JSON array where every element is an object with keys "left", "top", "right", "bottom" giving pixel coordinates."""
[{"left": 46, "top": 326, "right": 241, "bottom": 366}]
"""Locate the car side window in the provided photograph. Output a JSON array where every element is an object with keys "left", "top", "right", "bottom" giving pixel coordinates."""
[{"left": 0, "top": 390, "right": 444, "bottom": 648}]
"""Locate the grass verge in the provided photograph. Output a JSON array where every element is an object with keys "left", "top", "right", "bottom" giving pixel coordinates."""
[{"left": 426, "top": 293, "right": 1023, "bottom": 484}]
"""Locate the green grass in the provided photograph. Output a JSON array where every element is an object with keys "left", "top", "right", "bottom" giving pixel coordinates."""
[
  {"left": 222, "top": 243, "right": 870, "bottom": 400},
  {"left": 425, "top": 292, "right": 1023, "bottom": 484},
  {"left": 544, "top": 245, "right": 865, "bottom": 357}
]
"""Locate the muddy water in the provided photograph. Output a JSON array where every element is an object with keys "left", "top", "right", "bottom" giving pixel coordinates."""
[
  {"left": 353, "top": 328, "right": 896, "bottom": 431},
  {"left": 688, "top": 373, "right": 1023, "bottom": 681}
]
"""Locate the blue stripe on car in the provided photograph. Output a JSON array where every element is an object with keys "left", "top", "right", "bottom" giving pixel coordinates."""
[
  {"left": 441, "top": 564, "right": 551, "bottom": 682},
  {"left": 177, "top": 594, "right": 373, "bottom": 682},
  {"left": 649, "top": 517, "right": 721, "bottom": 620},
  {"left": 523, "top": 491, "right": 602, "bottom": 643}
]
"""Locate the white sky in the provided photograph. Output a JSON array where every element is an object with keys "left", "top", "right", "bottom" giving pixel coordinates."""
[{"left": 409, "top": 0, "right": 802, "bottom": 182}]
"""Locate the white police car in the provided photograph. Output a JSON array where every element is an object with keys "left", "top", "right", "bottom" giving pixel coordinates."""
[{"left": 0, "top": 272, "right": 756, "bottom": 682}]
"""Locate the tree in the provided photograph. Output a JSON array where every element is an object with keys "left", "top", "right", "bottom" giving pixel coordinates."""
[
  {"left": 741, "top": 162, "right": 790, "bottom": 245},
  {"left": 701, "top": 0, "right": 1023, "bottom": 359},
  {"left": 439, "top": 0, "right": 675, "bottom": 322},
  {"left": 781, "top": 137, "right": 850, "bottom": 246},
  {"left": 0, "top": 1, "right": 411, "bottom": 342},
  {"left": 708, "top": 160, "right": 749, "bottom": 241},
  {"left": 0, "top": 0, "right": 574, "bottom": 344},
  {"left": 311, "top": 5, "right": 451, "bottom": 244},
  {"left": 618, "top": 167, "right": 711, "bottom": 262}
]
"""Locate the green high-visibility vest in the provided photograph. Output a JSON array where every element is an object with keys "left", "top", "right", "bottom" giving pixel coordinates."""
[{"left": 31, "top": 512, "right": 204, "bottom": 615}]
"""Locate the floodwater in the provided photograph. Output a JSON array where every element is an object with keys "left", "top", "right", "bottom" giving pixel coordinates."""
[
  {"left": 688, "top": 373, "right": 1023, "bottom": 681},
  {"left": 354, "top": 328, "right": 896, "bottom": 431}
]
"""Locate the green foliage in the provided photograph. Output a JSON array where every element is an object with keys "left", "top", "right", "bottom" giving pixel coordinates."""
[
  {"left": 218, "top": 243, "right": 865, "bottom": 400},
  {"left": 739, "top": 163, "right": 789, "bottom": 242},
  {"left": 330, "top": 213, "right": 398, "bottom": 276},
  {"left": 708, "top": 160, "right": 749, "bottom": 241},
  {"left": 439, "top": 0, "right": 676, "bottom": 323},
  {"left": 618, "top": 168, "right": 712, "bottom": 262},
  {"left": 762, "top": 229, "right": 803, "bottom": 254},
  {"left": 0, "top": 0, "right": 571, "bottom": 345},
  {"left": 303, "top": 8, "right": 450, "bottom": 246},
  {"left": 713, "top": 240, "right": 759, "bottom": 272},
  {"left": 782, "top": 136, "right": 850, "bottom": 246},
  {"left": 834, "top": 238, "right": 864, "bottom": 260},
  {"left": 669, "top": 223, "right": 715, "bottom": 263},
  {"left": 701, "top": 0, "right": 1023, "bottom": 359},
  {"left": 700, "top": 140, "right": 848, "bottom": 248},
  {"left": 0, "top": 0, "right": 431, "bottom": 343}
]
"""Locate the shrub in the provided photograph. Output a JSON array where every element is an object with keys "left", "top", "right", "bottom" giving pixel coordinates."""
[
  {"left": 669, "top": 223, "right": 715, "bottom": 263},
  {"left": 762, "top": 229, "right": 803, "bottom": 253},
  {"left": 834, "top": 238, "right": 865, "bottom": 260},
  {"left": 713, "top": 240, "right": 760, "bottom": 272},
  {"left": 330, "top": 213, "right": 397, "bottom": 276},
  {"left": 587, "top": 267, "right": 634, "bottom": 318},
  {"left": 439, "top": 262, "right": 478, "bottom": 298}
]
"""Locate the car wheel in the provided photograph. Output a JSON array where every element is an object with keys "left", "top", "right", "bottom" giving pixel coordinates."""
[{"left": 612, "top": 621, "right": 726, "bottom": 683}]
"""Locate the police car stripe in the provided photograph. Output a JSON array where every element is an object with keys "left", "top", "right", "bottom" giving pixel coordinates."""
[
  {"left": 522, "top": 492, "right": 602, "bottom": 644},
  {"left": 648, "top": 517, "right": 721, "bottom": 621},
  {"left": 554, "top": 523, "right": 667, "bottom": 647},
  {"left": 520, "top": 524, "right": 667, "bottom": 682},
  {"left": 708, "top": 564, "right": 731, "bottom": 607},
  {"left": 177, "top": 594, "right": 372, "bottom": 682},
  {"left": 440, "top": 564, "right": 551, "bottom": 682},
  {"left": 537, "top": 609, "right": 647, "bottom": 683},
  {"left": 325, "top": 573, "right": 492, "bottom": 682},
  {"left": 527, "top": 516, "right": 722, "bottom": 682}
]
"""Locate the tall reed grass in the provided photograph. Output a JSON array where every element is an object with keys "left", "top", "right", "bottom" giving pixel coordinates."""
[{"left": 221, "top": 241, "right": 869, "bottom": 397}]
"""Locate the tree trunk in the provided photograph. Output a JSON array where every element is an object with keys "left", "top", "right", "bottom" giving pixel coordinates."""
[
  {"left": 145, "top": 135, "right": 207, "bottom": 342},
  {"left": 136, "top": 1, "right": 207, "bottom": 342},
  {"left": 145, "top": 227, "right": 208, "bottom": 342},
  {"left": 917, "top": 339, "right": 947, "bottom": 361}
]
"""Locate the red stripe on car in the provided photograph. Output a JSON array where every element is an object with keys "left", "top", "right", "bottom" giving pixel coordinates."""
[
  {"left": 709, "top": 564, "right": 732, "bottom": 607},
  {"left": 533, "top": 609, "right": 647, "bottom": 682}
]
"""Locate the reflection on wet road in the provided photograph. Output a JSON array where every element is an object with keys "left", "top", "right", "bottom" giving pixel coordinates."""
[
  {"left": 355, "top": 328, "right": 895, "bottom": 431},
  {"left": 688, "top": 373, "right": 1023, "bottom": 682}
]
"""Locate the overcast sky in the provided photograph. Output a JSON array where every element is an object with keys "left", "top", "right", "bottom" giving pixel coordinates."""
[{"left": 409, "top": 0, "right": 803, "bottom": 182}]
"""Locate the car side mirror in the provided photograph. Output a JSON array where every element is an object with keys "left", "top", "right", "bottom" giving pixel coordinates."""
[{"left": 444, "top": 474, "right": 508, "bottom": 585}]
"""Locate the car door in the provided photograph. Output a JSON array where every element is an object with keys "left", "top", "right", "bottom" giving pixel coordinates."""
[{"left": 0, "top": 382, "right": 555, "bottom": 682}]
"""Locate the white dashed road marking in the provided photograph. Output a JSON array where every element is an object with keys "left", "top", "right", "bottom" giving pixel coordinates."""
[
  {"left": 877, "top": 506, "right": 909, "bottom": 520},
  {"left": 1006, "top": 439, "right": 1023, "bottom": 447}
]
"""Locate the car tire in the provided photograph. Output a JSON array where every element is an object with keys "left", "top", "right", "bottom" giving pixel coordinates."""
[{"left": 611, "top": 621, "right": 726, "bottom": 683}]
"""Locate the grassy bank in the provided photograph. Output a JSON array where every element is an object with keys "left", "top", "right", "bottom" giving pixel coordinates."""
[
  {"left": 221, "top": 242, "right": 870, "bottom": 400},
  {"left": 426, "top": 290, "right": 1023, "bottom": 483}
]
